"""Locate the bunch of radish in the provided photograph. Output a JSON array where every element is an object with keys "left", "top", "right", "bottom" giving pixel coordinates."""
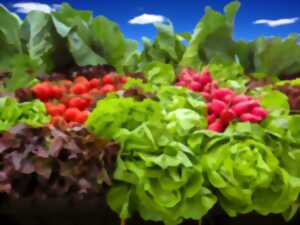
[
  {"left": 176, "top": 68, "right": 268, "bottom": 132},
  {"left": 32, "top": 74, "right": 127, "bottom": 127}
]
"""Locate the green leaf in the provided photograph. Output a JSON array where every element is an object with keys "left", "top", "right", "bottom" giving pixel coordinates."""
[
  {"left": 208, "top": 62, "right": 248, "bottom": 91},
  {"left": 91, "top": 16, "right": 137, "bottom": 71},
  {"left": 260, "top": 90, "right": 290, "bottom": 116},
  {"left": 143, "top": 62, "right": 175, "bottom": 85},
  {"left": 4, "top": 55, "right": 43, "bottom": 92},
  {"left": 67, "top": 32, "right": 106, "bottom": 66},
  {"left": 180, "top": 1, "right": 240, "bottom": 69},
  {"left": 0, "top": 5, "right": 22, "bottom": 71},
  {"left": 107, "top": 183, "right": 133, "bottom": 219},
  {"left": 253, "top": 35, "right": 300, "bottom": 77}
]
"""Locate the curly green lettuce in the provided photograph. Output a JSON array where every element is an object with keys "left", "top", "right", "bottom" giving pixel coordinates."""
[
  {"left": 0, "top": 97, "right": 50, "bottom": 132},
  {"left": 87, "top": 95, "right": 215, "bottom": 225},
  {"left": 199, "top": 133, "right": 300, "bottom": 218}
]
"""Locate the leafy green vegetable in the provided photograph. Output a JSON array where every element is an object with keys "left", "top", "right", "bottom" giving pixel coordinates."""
[
  {"left": 208, "top": 63, "right": 248, "bottom": 91},
  {"left": 199, "top": 132, "right": 300, "bottom": 217},
  {"left": 251, "top": 35, "right": 300, "bottom": 77},
  {"left": 88, "top": 94, "right": 213, "bottom": 225},
  {"left": 143, "top": 62, "right": 175, "bottom": 85},
  {"left": 180, "top": 1, "right": 240, "bottom": 69},
  {"left": 91, "top": 16, "right": 138, "bottom": 72},
  {"left": 139, "top": 22, "right": 186, "bottom": 69},
  {"left": 0, "top": 5, "right": 22, "bottom": 71},
  {"left": 4, "top": 54, "right": 42, "bottom": 92},
  {"left": 0, "top": 97, "right": 50, "bottom": 132},
  {"left": 0, "top": 97, "right": 21, "bottom": 131}
]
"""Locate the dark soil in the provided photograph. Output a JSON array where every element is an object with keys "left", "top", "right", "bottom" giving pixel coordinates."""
[{"left": 0, "top": 193, "right": 299, "bottom": 225}]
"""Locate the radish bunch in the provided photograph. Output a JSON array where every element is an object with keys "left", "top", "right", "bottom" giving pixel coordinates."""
[{"left": 176, "top": 68, "right": 268, "bottom": 132}]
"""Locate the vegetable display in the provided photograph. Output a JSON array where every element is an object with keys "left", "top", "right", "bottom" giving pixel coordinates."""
[{"left": 1, "top": 1, "right": 300, "bottom": 225}]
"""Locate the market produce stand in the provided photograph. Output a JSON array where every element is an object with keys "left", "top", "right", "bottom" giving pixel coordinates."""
[{"left": 1, "top": 1, "right": 300, "bottom": 225}]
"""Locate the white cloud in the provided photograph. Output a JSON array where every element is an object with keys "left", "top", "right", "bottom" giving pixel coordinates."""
[
  {"left": 12, "top": 2, "right": 58, "bottom": 14},
  {"left": 253, "top": 17, "right": 299, "bottom": 27},
  {"left": 129, "top": 13, "right": 165, "bottom": 25}
]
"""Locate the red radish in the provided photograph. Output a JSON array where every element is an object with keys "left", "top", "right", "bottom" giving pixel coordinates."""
[
  {"left": 64, "top": 108, "right": 81, "bottom": 122},
  {"left": 207, "top": 114, "right": 217, "bottom": 124},
  {"left": 208, "top": 120, "right": 224, "bottom": 132},
  {"left": 220, "top": 109, "right": 236, "bottom": 124},
  {"left": 210, "top": 99, "right": 226, "bottom": 115},
  {"left": 200, "top": 92, "right": 211, "bottom": 101},
  {"left": 232, "top": 100, "right": 260, "bottom": 115},
  {"left": 240, "top": 113, "right": 262, "bottom": 122},
  {"left": 223, "top": 94, "right": 234, "bottom": 103},
  {"left": 232, "top": 95, "right": 251, "bottom": 105},
  {"left": 199, "top": 67, "right": 212, "bottom": 85},
  {"left": 189, "top": 82, "right": 202, "bottom": 91},
  {"left": 212, "top": 88, "right": 233, "bottom": 101},
  {"left": 251, "top": 107, "right": 267, "bottom": 118}
]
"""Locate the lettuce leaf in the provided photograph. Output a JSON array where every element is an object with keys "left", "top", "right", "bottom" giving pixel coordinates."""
[
  {"left": 180, "top": 1, "right": 240, "bottom": 70},
  {"left": 0, "top": 97, "right": 50, "bottom": 132}
]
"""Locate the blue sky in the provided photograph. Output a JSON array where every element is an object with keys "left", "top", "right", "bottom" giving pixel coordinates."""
[{"left": 1, "top": 0, "right": 300, "bottom": 44}]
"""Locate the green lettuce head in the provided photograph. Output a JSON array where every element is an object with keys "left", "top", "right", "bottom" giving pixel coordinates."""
[
  {"left": 201, "top": 137, "right": 300, "bottom": 217},
  {"left": 108, "top": 125, "right": 217, "bottom": 225}
]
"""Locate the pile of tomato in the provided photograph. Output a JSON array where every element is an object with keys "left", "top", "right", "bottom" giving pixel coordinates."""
[{"left": 32, "top": 74, "right": 127, "bottom": 126}]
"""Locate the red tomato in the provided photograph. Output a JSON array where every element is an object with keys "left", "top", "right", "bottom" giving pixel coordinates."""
[
  {"left": 75, "top": 76, "right": 88, "bottom": 83},
  {"left": 32, "top": 83, "right": 51, "bottom": 101},
  {"left": 89, "top": 78, "right": 100, "bottom": 88},
  {"left": 64, "top": 108, "right": 81, "bottom": 122},
  {"left": 75, "top": 111, "right": 90, "bottom": 123},
  {"left": 71, "top": 84, "right": 88, "bottom": 95},
  {"left": 68, "top": 97, "right": 87, "bottom": 110},
  {"left": 100, "top": 84, "right": 116, "bottom": 94},
  {"left": 102, "top": 75, "right": 112, "bottom": 84},
  {"left": 120, "top": 76, "right": 128, "bottom": 84},
  {"left": 63, "top": 80, "right": 73, "bottom": 88},
  {"left": 47, "top": 103, "right": 66, "bottom": 116},
  {"left": 81, "top": 93, "right": 92, "bottom": 107},
  {"left": 51, "top": 86, "right": 64, "bottom": 99},
  {"left": 50, "top": 116, "right": 64, "bottom": 126}
]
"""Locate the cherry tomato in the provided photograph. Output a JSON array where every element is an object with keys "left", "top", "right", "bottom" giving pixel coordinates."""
[
  {"left": 89, "top": 78, "right": 100, "bottom": 88},
  {"left": 63, "top": 80, "right": 73, "bottom": 88},
  {"left": 68, "top": 97, "right": 87, "bottom": 110},
  {"left": 120, "top": 76, "right": 128, "bottom": 84},
  {"left": 81, "top": 93, "right": 92, "bottom": 108},
  {"left": 102, "top": 75, "right": 112, "bottom": 84},
  {"left": 75, "top": 111, "right": 90, "bottom": 123},
  {"left": 64, "top": 108, "right": 81, "bottom": 122},
  {"left": 32, "top": 83, "right": 51, "bottom": 101},
  {"left": 71, "top": 83, "right": 87, "bottom": 95},
  {"left": 75, "top": 76, "right": 89, "bottom": 83},
  {"left": 100, "top": 84, "right": 116, "bottom": 94},
  {"left": 51, "top": 85, "right": 64, "bottom": 99},
  {"left": 46, "top": 103, "right": 66, "bottom": 116},
  {"left": 50, "top": 116, "right": 64, "bottom": 126}
]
